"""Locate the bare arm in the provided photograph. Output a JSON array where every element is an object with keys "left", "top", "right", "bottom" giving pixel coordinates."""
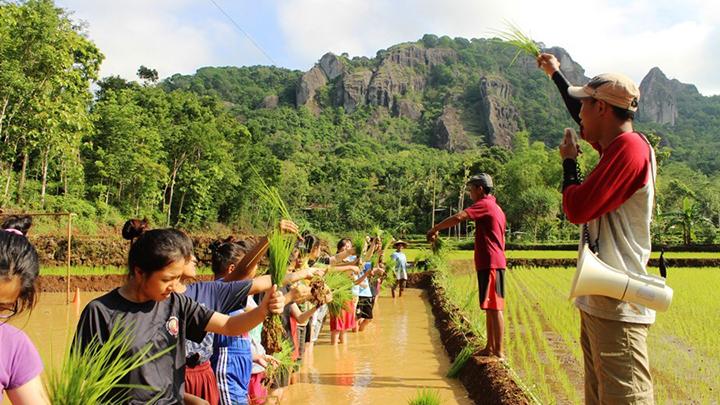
[
  {"left": 426, "top": 211, "right": 469, "bottom": 242},
  {"left": 183, "top": 393, "right": 210, "bottom": 405},
  {"left": 224, "top": 236, "right": 269, "bottom": 283},
  {"left": 289, "top": 302, "right": 319, "bottom": 324},
  {"left": 249, "top": 268, "right": 319, "bottom": 295},
  {"left": 326, "top": 264, "right": 360, "bottom": 274},
  {"left": 353, "top": 269, "right": 372, "bottom": 286},
  {"left": 327, "top": 249, "right": 353, "bottom": 265},
  {"left": 224, "top": 220, "right": 300, "bottom": 283},
  {"left": 205, "top": 286, "right": 283, "bottom": 335},
  {"left": 6, "top": 376, "right": 49, "bottom": 405}
]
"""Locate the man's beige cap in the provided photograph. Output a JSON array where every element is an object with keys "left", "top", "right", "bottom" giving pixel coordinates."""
[{"left": 567, "top": 73, "right": 640, "bottom": 112}]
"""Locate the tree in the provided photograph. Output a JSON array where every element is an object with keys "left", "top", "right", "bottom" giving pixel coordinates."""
[
  {"left": 661, "top": 197, "right": 712, "bottom": 245},
  {"left": 0, "top": 0, "right": 102, "bottom": 204},
  {"left": 137, "top": 65, "right": 159, "bottom": 83}
]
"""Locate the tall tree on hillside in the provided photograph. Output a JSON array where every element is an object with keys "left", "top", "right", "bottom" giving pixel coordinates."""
[{"left": 0, "top": 0, "right": 102, "bottom": 205}]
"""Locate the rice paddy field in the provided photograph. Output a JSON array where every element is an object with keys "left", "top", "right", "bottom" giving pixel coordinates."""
[{"left": 438, "top": 265, "right": 720, "bottom": 404}]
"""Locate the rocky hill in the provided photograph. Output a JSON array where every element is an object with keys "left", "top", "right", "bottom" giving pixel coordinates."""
[{"left": 164, "top": 35, "right": 720, "bottom": 173}]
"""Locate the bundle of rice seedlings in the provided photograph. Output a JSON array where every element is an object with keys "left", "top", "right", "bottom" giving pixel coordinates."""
[
  {"left": 384, "top": 256, "right": 398, "bottom": 289},
  {"left": 308, "top": 275, "right": 333, "bottom": 306},
  {"left": 250, "top": 165, "right": 292, "bottom": 220},
  {"left": 46, "top": 321, "right": 173, "bottom": 405},
  {"left": 263, "top": 338, "right": 295, "bottom": 388},
  {"left": 351, "top": 233, "right": 366, "bottom": 261},
  {"left": 382, "top": 232, "right": 395, "bottom": 252},
  {"left": 431, "top": 237, "right": 445, "bottom": 256},
  {"left": 493, "top": 21, "right": 541, "bottom": 67},
  {"left": 261, "top": 230, "right": 295, "bottom": 354},
  {"left": 408, "top": 388, "right": 442, "bottom": 405},
  {"left": 446, "top": 345, "right": 475, "bottom": 378},
  {"left": 324, "top": 271, "right": 353, "bottom": 318}
]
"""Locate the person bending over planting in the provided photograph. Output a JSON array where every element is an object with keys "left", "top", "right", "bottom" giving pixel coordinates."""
[{"left": 426, "top": 173, "right": 507, "bottom": 359}]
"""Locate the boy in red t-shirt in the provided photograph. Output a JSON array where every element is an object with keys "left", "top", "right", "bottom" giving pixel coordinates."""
[{"left": 427, "top": 173, "right": 507, "bottom": 359}]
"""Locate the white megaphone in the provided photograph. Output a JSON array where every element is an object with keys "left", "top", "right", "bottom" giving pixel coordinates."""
[{"left": 569, "top": 245, "right": 673, "bottom": 312}]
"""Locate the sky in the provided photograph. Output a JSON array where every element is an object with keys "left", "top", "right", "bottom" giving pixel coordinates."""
[{"left": 57, "top": 0, "right": 720, "bottom": 96}]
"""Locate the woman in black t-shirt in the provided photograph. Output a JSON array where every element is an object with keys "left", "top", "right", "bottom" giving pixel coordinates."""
[{"left": 74, "top": 227, "right": 284, "bottom": 405}]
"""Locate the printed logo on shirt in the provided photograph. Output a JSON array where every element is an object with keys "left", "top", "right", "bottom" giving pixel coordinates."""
[{"left": 165, "top": 316, "right": 179, "bottom": 337}]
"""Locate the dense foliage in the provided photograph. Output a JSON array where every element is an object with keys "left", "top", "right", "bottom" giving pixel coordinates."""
[{"left": 2, "top": 1, "right": 719, "bottom": 244}]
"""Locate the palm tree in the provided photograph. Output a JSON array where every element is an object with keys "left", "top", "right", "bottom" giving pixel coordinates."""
[{"left": 660, "top": 197, "right": 712, "bottom": 245}]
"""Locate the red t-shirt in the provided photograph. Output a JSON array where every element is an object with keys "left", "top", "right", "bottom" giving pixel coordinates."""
[{"left": 464, "top": 195, "right": 506, "bottom": 270}]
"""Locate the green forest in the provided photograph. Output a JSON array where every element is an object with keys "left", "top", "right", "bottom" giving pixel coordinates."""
[{"left": 2, "top": 0, "right": 720, "bottom": 244}]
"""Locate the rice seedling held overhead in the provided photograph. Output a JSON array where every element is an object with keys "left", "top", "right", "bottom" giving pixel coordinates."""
[
  {"left": 324, "top": 271, "right": 354, "bottom": 318},
  {"left": 492, "top": 21, "right": 541, "bottom": 67},
  {"left": 384, "top": 256, "right": 398, "bottom": 289},
  {"left": 431, "top": 237, "right": 445, "bottom": 256},
  {"left": 261, "top": 230, "right": 295, "bottom": 354},
  {"left": 352, "top": 233, "right": 367, "bottom": 261},
  {"left": 263, "top": 338, "right": 295, "bottom": 389},
  {"left": 308, "top": 275, "right": 333, "bottom": 306},
  {"left": 250, "top": 165, "right": 292, "bottom": 220}
]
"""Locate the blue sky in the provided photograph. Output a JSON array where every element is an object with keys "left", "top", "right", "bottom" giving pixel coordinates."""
[{"left": 58, "top": 0, "right": 720, "bottom": 95}]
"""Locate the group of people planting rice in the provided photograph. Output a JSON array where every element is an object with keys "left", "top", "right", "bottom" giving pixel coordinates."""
[{"left": 1, "top": 50, "right": 661, "bottom": 405}]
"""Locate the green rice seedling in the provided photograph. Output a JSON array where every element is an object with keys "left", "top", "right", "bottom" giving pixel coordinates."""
[
  {"left": 382, "top": 232, "right": 395, "bottom": 252},
  {"left": 431, "top": 237, "right": 445, "bottom": 256},
  {"left": 250, "top": 165, "right": 292, "bottom": 220},
  {"left": 493, "top": 21, "right": 541, "bottom": 67},
  {"left": 46, "top": 320, "right": 173, "bottom": 405},
  {"left": 408, "top": 388, "right": 442, "bottom": 405},
  {"left": 384, "top": 256, "right": 398, "bottom": 289},
  {"left": 352, "top": 233, "right": 366, "bottom": 261},
  {"left": 324, "top": 271, "right": 354, "bottom": 317},
  {"left": 261, "top": 230, "right": 295, "bottom": 354},
  {"left": 446, "top": 345, "right": 476, "bottom": 378},
  {"left": 263, "top": 338, "right": 295, "bottom": 388}
]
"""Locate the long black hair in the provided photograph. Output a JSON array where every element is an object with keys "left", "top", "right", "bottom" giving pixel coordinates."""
[
  {"left": 121, "top": 219, "right": 194, "bottom": 277},
  {"left": 0, "top": 230, "right": 40, "bottom": 317},
  {"left": 1, "top": 215, "right": 32, "bottom": 236},
  {"left": 208, "top": 237, "right": 252, "bottom": 278}
]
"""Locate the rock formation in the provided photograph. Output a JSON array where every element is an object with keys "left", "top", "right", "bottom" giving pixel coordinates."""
[
  {"left": 433, "top": 106, "right": 472, "bottom": 152},
  {"left": 296, "top": 65, "right": 328, "bottom": 115},
  {"left": 639, "top": 67, "right": 698, "bottom": 126},
  {"left": 478, "top": 77, "right": 520, "bottom": 148}
]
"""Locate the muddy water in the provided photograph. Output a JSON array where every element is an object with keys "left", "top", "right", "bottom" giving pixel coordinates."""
[
  {"left": 2, "top": 292, "right": 101, "bottom": 405},
  {"left": 280, "top": 289, "right": 473, "bottom": 405},
  {"left": 3, "top": 290, "right": 471, "bottom": 405}
]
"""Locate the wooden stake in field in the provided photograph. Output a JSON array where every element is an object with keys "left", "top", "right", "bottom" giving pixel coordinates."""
[{"left": 66, "top": 212, "right": 73, "bottom": 303}]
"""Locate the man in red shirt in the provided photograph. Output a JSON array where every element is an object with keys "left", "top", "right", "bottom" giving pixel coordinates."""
[{"left": 426, "top": 173, "right": 507, "bottom": 358}]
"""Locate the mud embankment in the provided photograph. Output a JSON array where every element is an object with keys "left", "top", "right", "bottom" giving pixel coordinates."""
[{"left": 407, "top": 272, "right": 530, "bottom": 405}]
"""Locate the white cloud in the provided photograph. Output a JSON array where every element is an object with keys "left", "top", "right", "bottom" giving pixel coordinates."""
[
  {"left": 274, "top": 0, "right": 720, "bottom": 95},
  {"left": 56, "top": 0, "right": 720, "bottom": 95},
  {"left": 57, "top": 0, "right": 263, "bottom": 80}
]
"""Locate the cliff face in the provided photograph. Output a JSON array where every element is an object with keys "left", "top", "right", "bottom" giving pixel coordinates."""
[
  {"left": 478, "top": 77, "right": 520, "bottom": 148},
  {"left": 544, "top": 46, "right": 589, "bottom": 85},
  {"left": 297, "top": 47, "right": 457, "bottom": 116},
  {"left": 432, "top": 106, "right": 472, "bottom": 152},
  {"left": 293, "top": 41, "right": 708, "bottom": 149},
  {"left": 638, "top": 67, "right": 699, "bottom": 126}
]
